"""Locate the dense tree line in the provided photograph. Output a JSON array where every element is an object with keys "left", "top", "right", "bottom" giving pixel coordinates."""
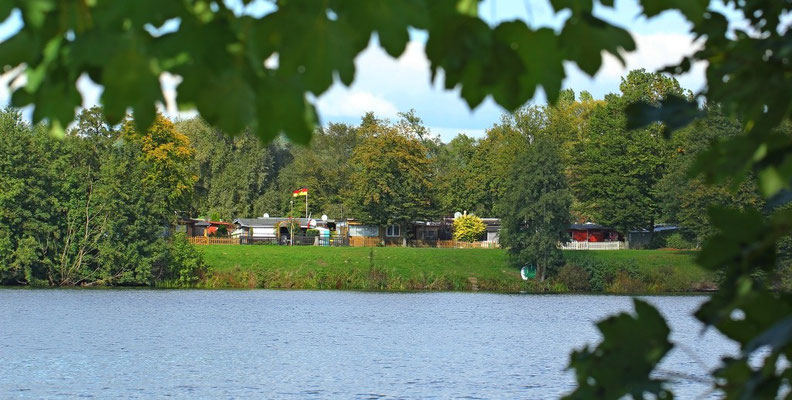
[
  {"left": 182, "top": 70, "right": 760, "bottom": 250},
  {"left": 0, "top": 108, "right": 204, "bottom": 286},
  {"left": 0, "top": 70, "right": 763, "bottom": 286}
]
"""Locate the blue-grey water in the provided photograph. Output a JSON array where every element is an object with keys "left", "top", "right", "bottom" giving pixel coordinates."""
[{"left": 0, "top": 290, "right": 734, "bottom": 399}]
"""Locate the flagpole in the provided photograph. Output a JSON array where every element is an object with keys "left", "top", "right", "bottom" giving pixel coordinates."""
[{"left": 305, "top": 189, "right": 308, "bottom": 219}]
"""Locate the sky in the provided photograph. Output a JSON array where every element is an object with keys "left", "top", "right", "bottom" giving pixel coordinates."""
[{"left": 0, "top": 0, "right": 743, "bottom": 141}]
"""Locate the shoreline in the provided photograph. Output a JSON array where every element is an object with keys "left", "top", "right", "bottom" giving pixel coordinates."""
[{"left": 0, "top": 285, "right": 718, "bottom": 295}]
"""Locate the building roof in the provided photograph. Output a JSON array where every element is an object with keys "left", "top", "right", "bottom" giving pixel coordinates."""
[
  {"left": 569, "top": 223, "right": 613, "bottom": 230},
  {"left": 629, "top": 224, "right": 682, "bottom": 233},
  {"left": 178, "top": 218, "right": 232, "bottom": 227},
  {"left": 234, "top": 217, "right": 315, "bottom": 228}
]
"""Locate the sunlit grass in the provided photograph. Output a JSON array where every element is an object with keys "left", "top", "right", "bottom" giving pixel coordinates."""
[{"left": 195, "top": 245, "right": 711, "bottom": 293}]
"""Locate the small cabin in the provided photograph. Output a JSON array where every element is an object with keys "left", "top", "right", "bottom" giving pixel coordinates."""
[{"left": 568, "top": 223, "right": 622, "bottom": 242}]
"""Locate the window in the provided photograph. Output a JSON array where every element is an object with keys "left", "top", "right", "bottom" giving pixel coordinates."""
[
  {"left": 424, "top": 229, "right": 437, "bottom": 240},
  {"left": 386, "top": 225, "right": 400, "bottom": 237},
  {"left": 350, "top": 225, "right": 378, "bottom": 237}
]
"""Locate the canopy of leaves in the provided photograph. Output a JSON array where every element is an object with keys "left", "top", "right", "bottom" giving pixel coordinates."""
[
  {"left": 564, "top": 299, "right": 673, "bottom": 400},
  {"left": 344, "top": 118, "right": 436, "bottom": 228},
  {"left": 0, "top": 0, "right": 635, "bottom": 142}
]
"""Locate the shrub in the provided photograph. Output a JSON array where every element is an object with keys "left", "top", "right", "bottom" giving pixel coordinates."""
[
  {"left": 606, "top": 270, "right": 647, "bottom": 293},
  {"left": 452, "top": 213, "right": 486, "bottom": 242},
  {"left": 165, "top": 233, "right": 207, "bottom": 286},
  {"left": 306, "top": 229, "right": 320, "bottom": 237},
  {"left": 569, "top": 257, "right": 639, "bottom": 291},
  {"left": 665, "top": 233, "right": 694, "bottom": 249},
  {"left": 556, "top": 264, "right": 590, "bottom": 291}
]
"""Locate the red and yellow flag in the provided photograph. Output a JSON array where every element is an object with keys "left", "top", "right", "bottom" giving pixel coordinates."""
[{"left": 292, "top": 188, "right": 308, "bottom": 197}]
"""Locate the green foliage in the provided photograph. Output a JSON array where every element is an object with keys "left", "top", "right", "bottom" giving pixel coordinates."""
[
  {"left": 565, "top": 299, "right": 673, "bottom": 400},
  {"left": 567, "top": 0, "right": 792, "bottom": 388},
  {"left": 569, "top": 70, "right": 682, "bottom": 234},
  {"left": 344, "top": 117, "right": 436, "bottom": 229},
  {"left": 178, "top": 118, "right": 291, "bottom": 221},
  {"left": 663, "top": 233, "right": 694, "bottom": 250},
  {"left": 452, "top": 214, "right": 485, "bottom": 242},
  {"left": 0, "top": 0, "right": 636, "bottom": 142},
  {"left": 0, "top": 108, "right": 202, "bottom": 286},
  {"left": 305, "top": 229, "right": 319, "bottom": 237},
  {"left": 655, "top": 110, "right": 763, "bottom": 246},
  {"left": 498, "top": 135, "right": 571, "bottom": 280},
  {"left": 555, "top": 264, "right": 590, "bottom": 291},
  {"left": 565, "top": 256, "right": 638, "bottom": 292},
  {"left": 163, "top": 233, "right": 207, "bottom": 286},
  {"left": 276, "top": 122, "right": 362, "bottom": 218}
]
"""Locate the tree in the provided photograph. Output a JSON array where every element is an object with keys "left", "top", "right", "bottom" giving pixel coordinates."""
[
  {"left": 564, "top": 0, "right": 792, "bottom": 395},
  {"left": 344, "top": 119, "right": 435, "bottom": 235},
  {"left": 569, "top": 70, "right": 682, "bottom": 239},
  {"left": 0, "top": 108, "right": 204, "bottom": 286},
  {"left": 452, "top": 213, "right": 485, "bottom": 243},
  {"left": 435, "top": 134, "right": 488, "bottom": 215},
  {"left": 656, "top": 110, "right": 763, "bottom": 247},
  {"left": 498, "top": 136, "right": 571, "bottom": 281},
  {"left": 0, "top": 109, "right": 63, "bottom": 284},
  {"left": 474, "top": 108, "right": 540, "bottom": 216},
  {"left": 276, "top": 122, "right": 361, "bottom": 218},
  {"left": 178, "top": 118, "right": 290, "bottom": 220}
]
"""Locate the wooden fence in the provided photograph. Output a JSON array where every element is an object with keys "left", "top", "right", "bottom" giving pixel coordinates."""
[
  {"left": 189, "top": 236, "right": 240, "bottom": 245},
  {"left": 349, "top": 237, "right": 382, "bottom": 247},
  {"left": 189, "top": 235, "right": 500, "bottom": 249}
]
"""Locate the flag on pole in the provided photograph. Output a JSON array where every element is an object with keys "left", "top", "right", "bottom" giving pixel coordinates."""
[{"left": 292, "top": 188, "right": 308, "bottom": 197}]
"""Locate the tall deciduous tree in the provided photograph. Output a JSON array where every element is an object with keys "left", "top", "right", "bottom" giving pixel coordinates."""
[
  {"left": 569, "top": 70, "right": 684, "bottom": 239},
  {"left": 656, "top": 109, "right": 763, "bottom": 247},
  {"left": 277, "top": 122, "right": 361, "bottom": 218},
  {"left": 499, "top": 136, "right": 571, "bottom": 281},
  {"left": 345, "top": 121, "right": 435, "bottom": 235}
]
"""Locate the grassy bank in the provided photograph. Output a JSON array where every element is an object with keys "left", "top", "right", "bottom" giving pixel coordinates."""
[{"left": 195, "top": 245, "right": 715, "bottom": 293}]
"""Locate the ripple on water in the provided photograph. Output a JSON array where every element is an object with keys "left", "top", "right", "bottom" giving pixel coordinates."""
[{"left": 0, "top": 290, "right": 735, "bottom": 399}]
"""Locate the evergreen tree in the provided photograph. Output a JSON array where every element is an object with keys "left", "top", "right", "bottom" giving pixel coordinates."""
[{"left": 498, "top": 136, "right": 571, "bottom": 281}]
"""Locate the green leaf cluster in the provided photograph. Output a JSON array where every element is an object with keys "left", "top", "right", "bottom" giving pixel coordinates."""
[
  {"left": 565, "top": 299, "right": 673, "bottom": 400},
  {"left": 0, "top": 0, "right": 637, "bottom": 141}
]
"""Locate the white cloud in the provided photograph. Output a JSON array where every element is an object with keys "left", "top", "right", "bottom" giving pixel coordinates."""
[
  {"left": 317, "top": 88, "right": 400, "bottom": 119},
  {"left": 601, "top": 32, "right": 704, "bottom": 78},
  {"left": 564, "top": 32, "right": 707, "bottom": 98}
]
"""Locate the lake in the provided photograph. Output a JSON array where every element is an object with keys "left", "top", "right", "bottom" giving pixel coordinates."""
[{"left": 0, "top": 290, "right": 734, "bottom": 399}]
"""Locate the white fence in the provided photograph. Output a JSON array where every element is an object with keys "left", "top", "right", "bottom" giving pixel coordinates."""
[{"left": 560, "top": 241, "right": 627, "bottom": 250}]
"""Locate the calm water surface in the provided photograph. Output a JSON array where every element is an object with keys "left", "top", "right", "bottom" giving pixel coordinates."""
[{"left": 0, "top": 290, "right": 734, "bottom": 399}]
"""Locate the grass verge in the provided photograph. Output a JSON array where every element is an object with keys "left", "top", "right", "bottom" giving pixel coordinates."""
[{"left": 192, "top": 245, "right": 714, "bottom": 293}]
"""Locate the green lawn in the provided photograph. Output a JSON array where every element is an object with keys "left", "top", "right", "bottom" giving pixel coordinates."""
[{"left": 196, "top": 245, "right": 712, "bottom": 293}]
